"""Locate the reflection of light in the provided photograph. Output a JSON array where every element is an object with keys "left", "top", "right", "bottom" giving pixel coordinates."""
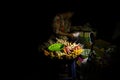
[{"left": 73, "top": 32, "right": 80, "bottom": 37}]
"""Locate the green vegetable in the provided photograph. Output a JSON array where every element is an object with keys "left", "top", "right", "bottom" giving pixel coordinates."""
[{"left": 48, "top": 43, "right": 64, "bottom": 51}]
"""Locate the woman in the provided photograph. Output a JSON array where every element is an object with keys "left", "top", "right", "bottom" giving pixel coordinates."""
[{"left": 52, "top": 11, "right": 74, "bottom": 41}]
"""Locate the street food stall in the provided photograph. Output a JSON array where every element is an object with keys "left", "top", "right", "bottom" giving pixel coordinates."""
[
  {"left": 39, "top": 25, "right": 114, "bottom": 80},
  {"left": 42, "top": 37, "right": 92, "bottom": 80}
]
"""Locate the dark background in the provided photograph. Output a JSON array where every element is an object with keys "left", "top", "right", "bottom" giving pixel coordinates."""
[
  {"left": 28, "top": 0, "right": 120, "bottom": 42},
  {"left": 16, "top": 0, "right": 120, "bottom": 79}
]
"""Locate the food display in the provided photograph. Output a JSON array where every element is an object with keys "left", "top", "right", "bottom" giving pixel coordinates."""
[{"left": 44, "top": 38, "right": 84, "bottom": 60}]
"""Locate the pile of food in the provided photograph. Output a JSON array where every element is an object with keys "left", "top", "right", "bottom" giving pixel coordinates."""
[{"left": 44, "top": 38, "right": 84, "bottom": 59}]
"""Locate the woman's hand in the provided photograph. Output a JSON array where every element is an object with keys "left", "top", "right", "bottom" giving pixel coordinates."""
[{"left": 67, "top": 33, "right": 74, "bottom": 38}]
